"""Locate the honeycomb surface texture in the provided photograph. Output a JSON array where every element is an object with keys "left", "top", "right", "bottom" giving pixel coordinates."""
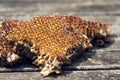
[{"left": 0, "top": 15, "right": 111, "bottom": 76}]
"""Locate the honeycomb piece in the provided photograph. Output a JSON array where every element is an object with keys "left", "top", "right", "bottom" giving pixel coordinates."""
[
  {"left": 0, "top": 14, "right": 112, "bottom": 76},
  {"left": 51, "top": 14, "right": 112, "bottom": 47},
  {"left": 0, "top": 19, "right": 22, "bottom": 66},
  {"left": 1, "top": 16, "right": 91, "bottom": 76},
  {"left": 51, "top": 14, "right": 112, "bottom": 38},
  {"left": 0, "top": 35, "right": 20, "bottom": 66},
  {"left": 1, "top": 19, "right": 22, "bottom": 34}
]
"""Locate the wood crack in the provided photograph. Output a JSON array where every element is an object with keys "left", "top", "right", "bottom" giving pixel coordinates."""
[{"left": 0, "top": 64, "right": 120, "bottom": 72}]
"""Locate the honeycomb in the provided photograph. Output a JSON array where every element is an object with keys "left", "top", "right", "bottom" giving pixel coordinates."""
[
  {"left": 0, "top": 30, "right": 20, "bottom": 66},
  {"left": 0, "top": 14, "right": 111, "bottom": 76},
  {"left": 51, "top": 14, "right": 112, "bottom": 38}
]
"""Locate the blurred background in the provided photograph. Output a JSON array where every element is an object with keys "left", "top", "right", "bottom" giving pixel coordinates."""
[{"left": 0, "top": 0, "right": 120, "bottom": 25}]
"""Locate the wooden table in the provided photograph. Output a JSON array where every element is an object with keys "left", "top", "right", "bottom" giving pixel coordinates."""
[{"left": 0, "top": 0, "right": 120, "bottom": 80}]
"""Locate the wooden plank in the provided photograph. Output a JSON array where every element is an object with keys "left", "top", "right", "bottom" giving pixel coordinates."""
[
  {"left": 0, "top": 0, "right": 120, "bottom": 5},
  {"left": 0, "top": 0, "right": 120, "bottom": 16},
  {"left": 0, "top": 3, "right": 120, "bottom": 14},
  {"left": 0, "top": 3, "right": 120, "bottom": 24},
  {"left": 0, "top": 70, "right": 119, "bottom": 80}
]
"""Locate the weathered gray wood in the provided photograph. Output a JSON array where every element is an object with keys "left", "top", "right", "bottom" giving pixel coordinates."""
[
  {"left": 0, "top": 70, "right": 120, "bottom": 80},
  {"left": 0, "top": 0, "right": 120, "bottom": 26},
  {"left": 0, "top": 0, "right": 120, "bottom": 4},
  {"left": 0, "top": 0, "right": 120, "bottom": 79},
  {"left": 0, "top": 0, "right": 118, "bottom": 25}
]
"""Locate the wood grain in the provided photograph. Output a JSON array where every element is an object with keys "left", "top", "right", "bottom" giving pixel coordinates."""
[
  {"left": 0, "top": 0, "right": 120, "bottom": 79},
  {"left": 0, "top": 70, "right": 120, "bottom": 80}
]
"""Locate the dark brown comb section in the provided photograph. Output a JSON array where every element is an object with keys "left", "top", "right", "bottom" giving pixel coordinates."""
[
  {"left": 1, "top": 19, "right": 22, "bottom": 35},
  {"left": 52, "top": 14, "right": 111, "bottom": 38}
]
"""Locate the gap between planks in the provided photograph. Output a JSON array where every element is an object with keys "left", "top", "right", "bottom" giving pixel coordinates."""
[{"left": 0, "top": 64, "right": 120, "bottom": 72}]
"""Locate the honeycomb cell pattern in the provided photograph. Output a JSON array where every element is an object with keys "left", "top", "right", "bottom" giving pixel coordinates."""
[
  {"left": 6, "top": 17, "right": 90, "bottom": 60},
  {"left": 0, "top": 14, "right": 111, "bottom": 76}
]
